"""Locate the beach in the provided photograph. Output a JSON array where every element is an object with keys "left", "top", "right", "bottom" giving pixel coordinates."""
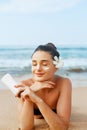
[
  {"left": 0, "top": 75, "right": 87, "bottom": 130},
  {"left": 0, "top": 46, "right": 87, "bottom": 129}
]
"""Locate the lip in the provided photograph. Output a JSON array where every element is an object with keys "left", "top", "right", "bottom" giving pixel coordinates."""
[{"left": 35, "top": 73, "right": 44, "bottom": 77}]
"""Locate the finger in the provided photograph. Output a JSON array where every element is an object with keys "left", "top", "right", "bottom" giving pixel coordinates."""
[
  {"left": 15, "top": 88, "right": 24, "bottom": 98},
  {"left": 48, "top": 81, "right": 56, "bottom": 85},
  {"left": 21, "top": 87, "right": 30, "bottom": 96},
  {"left": 21, "top": 90, "right": 31, "bottom": 101},
  {"left": 45, "top": 84, "right": 54, "bottom": 89},
  {"left": 48, "top": 85, "right": 54, "bottom": 88},
  {"left": 20, "top": 93, "right": 25, "bottom": 101},
  {"left": 15, "top": 82, "right": 25, "bottom": 88},
  {"left": 15, "top": 84, "right": 22, "bottom": 88}
]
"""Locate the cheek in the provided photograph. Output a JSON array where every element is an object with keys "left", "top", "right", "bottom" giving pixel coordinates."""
[
  {"left": 43, "top": 66, "right": 50, "bottom": 70},
  {"left": 45, "top": 67, "right": 56, "bottom": 75},
  {"left": 32, "top": 66, "right": 35, "bottom": 73}
]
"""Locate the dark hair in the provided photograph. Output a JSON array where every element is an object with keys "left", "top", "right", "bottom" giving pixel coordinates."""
[{"left": 32, "top": 43, "right": 60, "bottom": 60}]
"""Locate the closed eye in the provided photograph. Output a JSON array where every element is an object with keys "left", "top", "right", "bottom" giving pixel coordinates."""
[{"left": 32, "top": 61, "right": 37, "bottom": 66}]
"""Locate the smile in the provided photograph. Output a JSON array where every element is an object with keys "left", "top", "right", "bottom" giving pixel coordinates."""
[{"left": 35, "top": 73, "right": 44, "bottom": 77}]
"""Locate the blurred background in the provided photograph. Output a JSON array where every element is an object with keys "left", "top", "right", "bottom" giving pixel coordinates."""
[{"left": 0, "top": 0, "right": 87, "bottom": 88}]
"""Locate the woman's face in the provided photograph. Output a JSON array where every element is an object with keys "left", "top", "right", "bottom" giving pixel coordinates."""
[{"left": 32, "top": 51, "right": 57, "bottom": 82}]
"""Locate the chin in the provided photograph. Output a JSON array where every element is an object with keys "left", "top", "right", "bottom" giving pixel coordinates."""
[
  {"left": 34, "top": 77, "right": 46, "bottom": 82},
  {"left": 35, "top": 78, "right": 45, "bottom": 82}
]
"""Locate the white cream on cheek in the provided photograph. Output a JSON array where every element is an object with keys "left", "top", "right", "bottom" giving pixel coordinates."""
[{"left": 43, "top": 67, "right": 50, "bottom": 70}]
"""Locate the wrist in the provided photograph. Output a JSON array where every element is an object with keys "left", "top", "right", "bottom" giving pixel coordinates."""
[
  {"left": 35, "top": 97, "right": 43, "bottom": 105},
  {"left": 25, "top": 98, "right": 34, "bottom": 105}
]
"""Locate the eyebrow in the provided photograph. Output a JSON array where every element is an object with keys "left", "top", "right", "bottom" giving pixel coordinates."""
[{"left": 32, "top": 60, "right": 49, "bottom": 62}]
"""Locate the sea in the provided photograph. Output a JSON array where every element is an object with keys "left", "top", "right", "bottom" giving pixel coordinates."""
[{"left": 0, "top": 46, "right": 87, "bottom": 88}]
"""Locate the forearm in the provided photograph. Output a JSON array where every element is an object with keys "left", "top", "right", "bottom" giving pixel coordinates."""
[
  {"left": 19, "top": 99, "right": 34, "bottom": 130},
  {"left": 36, "top": 99, "right": 67, "bottom": 130},
  {"left": 22, "top": 88, "right": 67, "bottom": 130}
]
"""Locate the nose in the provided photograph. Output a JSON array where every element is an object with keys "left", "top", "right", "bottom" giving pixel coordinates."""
[{"left": 36, "top": 64, "right": 42, "bottom": 70}]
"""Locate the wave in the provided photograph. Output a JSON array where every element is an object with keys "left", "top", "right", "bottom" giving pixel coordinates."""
[
  {"left": 0, "top": 58, "right": 87, "bottom": 68},
  {"left": 0, "top": 59, "right": 31, "bottom": 68},
  {"left": 0, "top": 58, "right": 87, "bottom": 76},
  {"left": 66, "top": 68, "right": 87, "bottom": 73},
  {"left": 0, "top": 46, "right": 87, "bottom": 76},
  {"left": 63, "top": 58, "right": 87, "bottom": 68},
  {"left": 58, "top": 47, "right": 87, "bottom": 50}
]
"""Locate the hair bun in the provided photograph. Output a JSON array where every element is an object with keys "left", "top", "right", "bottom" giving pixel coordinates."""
[{"left": 46, "top": 42, "right": 57, "bottom": 50}]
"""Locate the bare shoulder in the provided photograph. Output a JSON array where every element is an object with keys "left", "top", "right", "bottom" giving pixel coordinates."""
[
  {"left": 62, "top": 77, "right": 72, "bottom": 87},
  {"left": 56, "top": 75, "right": 72, "bottom": 91}
]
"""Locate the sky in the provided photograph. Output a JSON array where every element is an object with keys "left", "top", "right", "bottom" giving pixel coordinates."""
[{"left": 0, "top": 0, "right": 87, "bottom": 47}]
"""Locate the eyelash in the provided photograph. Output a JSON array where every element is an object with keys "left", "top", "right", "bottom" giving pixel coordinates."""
[
  {"left": 43, "top": 64, "right": 48, "bottom": 66},
  {"left": 32, "top": 63, "right": 48, "bottom": 66},
  {"left": 32, "top": 63, "right": 37, "bottom": 66}
]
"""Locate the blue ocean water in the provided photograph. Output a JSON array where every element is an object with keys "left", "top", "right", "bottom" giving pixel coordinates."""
[{"left": 0, "top": 46, "right": 87, "bottom": 78}]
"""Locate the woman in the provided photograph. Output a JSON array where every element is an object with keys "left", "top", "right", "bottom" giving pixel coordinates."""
[{"left": 15, "top": 43, "right": 72, "bottom": 130}]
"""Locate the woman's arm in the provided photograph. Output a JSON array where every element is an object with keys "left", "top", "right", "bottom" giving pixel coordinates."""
[
  {"left": 56, "top": 78, "right": 72, "bottom": 126},
  {"left": 17, "top": 98, "right": 34, "bottom": 130},
  {"left": 21, "top": 78, "right": 72, "bottom": 130},
  {"left": 37, "top": 78, "right": 72, "bottom": 130},
  {"left": 22, "top": 88, "right": 66, "bottom": 130},
  {"left": 15, "top": 80, "right": 55, "bottom": 97}
]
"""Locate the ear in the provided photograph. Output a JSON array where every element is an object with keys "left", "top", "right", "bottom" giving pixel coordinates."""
[{"left": 54, "top": 67, "right": 58, "bottom": 72}]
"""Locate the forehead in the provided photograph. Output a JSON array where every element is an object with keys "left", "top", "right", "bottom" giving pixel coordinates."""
[{"left": 32, "top": 51, "right": 52, "bottom": 61}]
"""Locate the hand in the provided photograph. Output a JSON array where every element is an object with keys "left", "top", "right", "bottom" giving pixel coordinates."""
[
  {"left": 15, "top": 80, "right": 55, "bottom": 97},
  {"left": 21, "top": 87, "right": 42, "bottom": 104},
  {"left": 30, "top": 81, "right": 55, "bottom": 92},
  {"left": 15, "top": 82, "right": 26, "bottom": 97},
  {"left": 14, "top": 78, "right": 34, "bottom": 97}
]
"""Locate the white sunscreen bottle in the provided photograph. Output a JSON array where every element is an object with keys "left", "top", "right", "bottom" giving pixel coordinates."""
[{"left": 1, "top": 73, "right": 18, "bottom": 95}]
